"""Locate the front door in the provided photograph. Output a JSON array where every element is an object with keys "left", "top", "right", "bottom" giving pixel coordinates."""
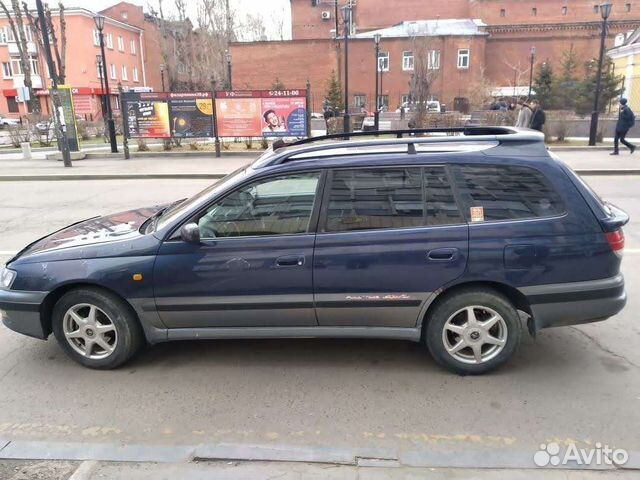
[
  {"left": 153, "top": 171, "right": 322, "bottom": 329},
  {"left": 313, "top": 166, "right": 468, "bottom": 327}
]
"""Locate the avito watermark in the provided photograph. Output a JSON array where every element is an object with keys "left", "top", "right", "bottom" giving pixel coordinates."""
[{"left": 534, "top": 442, "right": 628, "bottom": 467}]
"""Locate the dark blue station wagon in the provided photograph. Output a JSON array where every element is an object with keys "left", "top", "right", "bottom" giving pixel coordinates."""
[{"left": 0, "top": 128, "right": 628, "bottom": 374}]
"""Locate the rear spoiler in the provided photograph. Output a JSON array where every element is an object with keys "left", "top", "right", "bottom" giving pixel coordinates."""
[{"left": 600, "top": 203, "right": 630, "bottom": 232}]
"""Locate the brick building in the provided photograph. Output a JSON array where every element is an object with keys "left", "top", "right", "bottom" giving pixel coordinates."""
[{"left": 231, "top": 0, "right": 640, "bottom": 112}]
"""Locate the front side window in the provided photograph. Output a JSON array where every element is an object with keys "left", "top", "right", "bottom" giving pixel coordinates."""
[
  {"left": 197, "top": 172, "right": 320, "bottom": 239},
  {"left": 451, "top": 165, "right": 564, "bottom": 222},
  {"left": 457, "top": 49, "right": 470, "bottom": 69},
  {"left": 325, "top": 167, "right": 462, "bottom": 232}
]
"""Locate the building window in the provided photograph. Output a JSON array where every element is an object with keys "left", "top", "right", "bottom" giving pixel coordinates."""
[
  {"left": 6, "top": 96, "right": 19, "bottom": 113},
  {"left": 121, "top": 65, "right": 128, "bottom": 80},
  {"left": 92, "top": 29, "right": 99, "bottom": 46},
  {"left": 110, "top": 63, "right": 116, "bottom": 79},
  {"left": 2, "top": 62, "right": 11, "bottom": 78},
  {"left": 428, "top": 50, "right": 441, "bottom": 70},
  {"left": 118, "top": 36, "right": 125, "bottom": 51},
  {"left": 593, "top": 5, "right": 599, "bottom": 14},
  {"left": 561, "top": 6, "right": 567, "bottom": 15},
  {"left": 401, "top": 94, "right": 411, "bottom": 106},
  {"left": 106, "top": 32, "right": 113, "bottom": 49},
  {"left": 122, "top": 11, "right": 129, "bottom": 20},
  {"left": 402, "top": 51, "right": 414, "bottom": 71},
  {"left": 378, "top": 52, "right": 389, "bottom": 72},
  {"left": 30, "top": 57, "right": 39, "bottom": 76},
  {"left": 133, "top": 66, "right": 139, "bottom": 82},
  {"left": 10, "top": 58, "right": 21, "bottom": 75},
  {"left": 457, "top": 49, "right": 470, "bottom": 69},
  {"left": 500, "top": 8, "right": 506, "bottom": 17},
  {"left": 353, "top": 94, "right": 366, "bottom": 109},
  {"left": 615, "top": 33, "right": 626, "bottom": 46},
  {"left": 0, "top": 27, "right": 8, "bottom": 44},
  {"left": 379, "top": 95, "right": 389, "bottom": 109},
  {"left": 627, "top": 3, "right": 632, "bottom": 12},
  {"left": 130, "top": 39, "right": 136, "bottom": 55},
  {"left": 532, "top": 7, "right": 537, "bottom": 16},
  {"left": 97, "top": 64, "right": 103, "bottom": 78}
]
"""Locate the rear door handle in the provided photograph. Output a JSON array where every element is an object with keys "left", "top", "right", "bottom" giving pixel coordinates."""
[
  {"left": 276, "top": 255, "right": 305, "bottom": 267},
  {"left": 427, "top": 248, "right": 459, "bottom": 262}
]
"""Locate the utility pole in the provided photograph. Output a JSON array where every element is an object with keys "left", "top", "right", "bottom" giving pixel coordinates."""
[
  {"left": 36, "top": 0, "right": 71, "bottom": 167},
  {"left": 528, "top": 46, "right": 536, "bottom": 99}
]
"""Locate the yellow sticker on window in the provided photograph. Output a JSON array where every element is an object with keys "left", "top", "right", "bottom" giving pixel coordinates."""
[{"left": 470, "top": 206, "right": 485, "bottom": 222}]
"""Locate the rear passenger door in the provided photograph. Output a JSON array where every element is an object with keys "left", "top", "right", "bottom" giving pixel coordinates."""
[{"left": 313, "top": 166, "right": 468, "bottom": 328}]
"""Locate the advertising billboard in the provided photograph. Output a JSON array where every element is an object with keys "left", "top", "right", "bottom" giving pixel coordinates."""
[
  {"left": 123, "top": 92, "right": 171, "bottom": 138},
  {"left": 168, "top": 92, "right": 214, "bottom": 138},
  {"left": 122, "top": 90, "right": 307, "bottom": 139},
  {"left": 216, "top": 90, "right": 308, "bottom": 138}
]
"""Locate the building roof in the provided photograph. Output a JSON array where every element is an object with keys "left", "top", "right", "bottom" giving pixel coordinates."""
[
  {"left": 351, "top": 19, "right": 487, "bottom": 39},
  {"left": 608, "top": 26, "right": 640, "bottom": 59}
]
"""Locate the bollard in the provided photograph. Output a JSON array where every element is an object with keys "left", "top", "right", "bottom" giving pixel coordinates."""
[{"left": 20, "top": 142, "right": 32, "bottom": 160}]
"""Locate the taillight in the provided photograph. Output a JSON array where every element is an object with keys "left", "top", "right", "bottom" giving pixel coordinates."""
[{"left": 606, "top": 229, "right": 625, "bottom": 257}]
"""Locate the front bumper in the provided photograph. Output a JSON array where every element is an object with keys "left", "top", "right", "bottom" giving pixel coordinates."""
[
  {"left": 521, "top": 274, "right": 626, "bottom": 330},
  {"left": 0, "top": 289, "right": 48, "bottom": 339}
]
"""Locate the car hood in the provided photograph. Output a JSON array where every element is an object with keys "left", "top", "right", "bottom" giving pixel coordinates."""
[{"left": 15, "top": 206, "right": 163, "bottom": 259}]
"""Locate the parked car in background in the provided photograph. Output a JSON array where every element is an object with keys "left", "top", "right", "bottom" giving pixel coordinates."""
[
  {"left": 0, "top": 127, "right": 628, "bottom": 374},
  {"left": 0, "top": 116, "right": 21, "bottom": 128}
]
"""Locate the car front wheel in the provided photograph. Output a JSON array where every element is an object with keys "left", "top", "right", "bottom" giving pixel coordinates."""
[
  {"left": 52, "top": 288, "right": 143, "bottom": 369},
  {"left": 425, "top": 289, "right": 521, "bottom": 375}
]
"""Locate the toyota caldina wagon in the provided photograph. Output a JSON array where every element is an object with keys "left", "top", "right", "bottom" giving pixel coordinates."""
[{"left": 0, "top": 127, "right": 628, "bottom": 374}]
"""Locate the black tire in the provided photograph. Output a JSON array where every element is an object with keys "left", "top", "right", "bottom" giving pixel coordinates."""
[
  {"left": 52, "top": 288, "right": 144, "bottom": 369},
  {"left": 425, "top": 288, "right": 521, "bottom": 375}
]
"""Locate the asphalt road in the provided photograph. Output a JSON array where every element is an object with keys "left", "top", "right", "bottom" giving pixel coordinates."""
[{"left": 0, "top": 176, "right": 639, "bottom": 467}]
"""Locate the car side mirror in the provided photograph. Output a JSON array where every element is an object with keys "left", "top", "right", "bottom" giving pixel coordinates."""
[{"left": 180, "top": 223, "right": 201, "bottom": 244}]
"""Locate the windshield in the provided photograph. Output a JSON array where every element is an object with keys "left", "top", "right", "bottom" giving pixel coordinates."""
[{"left": 155, "top": 166, "right": 250, "bottom": 232}]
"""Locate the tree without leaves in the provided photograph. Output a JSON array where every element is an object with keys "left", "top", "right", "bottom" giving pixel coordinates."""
[
  {"left": 23, "top": 1, "right": 66, "bottom": 84},
  {"left": 1, "top": 0, "right": 39, "bottom": 113},
  {"left": 408, "top": 33, "right": 440, "bottom": 127}
]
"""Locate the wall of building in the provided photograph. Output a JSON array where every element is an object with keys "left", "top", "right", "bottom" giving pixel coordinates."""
[{"left": 229, "top": 39, "right": 338, "bottom": 111}]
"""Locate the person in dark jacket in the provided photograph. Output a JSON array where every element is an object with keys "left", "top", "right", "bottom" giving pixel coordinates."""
[
  {"left": 611, "top": 98, "right": 636, "bottom": 155},
  {"left": 529, "top": 100, "right": 546, "bottom": 132}
]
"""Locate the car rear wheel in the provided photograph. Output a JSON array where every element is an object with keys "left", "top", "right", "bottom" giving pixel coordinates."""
[
  {"left": 425, "top": 289, "right": 521, "bottom": 375},
  {"left": 52, "top": 288, "right": 143, "bottom": 369}
]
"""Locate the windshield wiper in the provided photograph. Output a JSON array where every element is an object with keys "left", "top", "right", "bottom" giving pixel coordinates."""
[{"left": 141, "top": 199, "right": 186, "bottom": 234}]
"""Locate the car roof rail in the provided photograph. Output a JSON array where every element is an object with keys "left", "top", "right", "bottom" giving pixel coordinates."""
[
  {"left": 257, "top": 127, "right": 545, "bottom": 168},
  {"left": 280, "top": 126, "right": 521, "bottom": 148}
]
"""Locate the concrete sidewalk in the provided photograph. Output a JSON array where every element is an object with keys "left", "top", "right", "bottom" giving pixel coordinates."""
[{"left": 0, "top": 148, "right": 638, "bottom": 181}]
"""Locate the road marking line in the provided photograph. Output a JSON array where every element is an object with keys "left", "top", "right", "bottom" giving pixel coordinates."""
[{"left": 69, "top": 461, "right": 99, "bottom": 480}]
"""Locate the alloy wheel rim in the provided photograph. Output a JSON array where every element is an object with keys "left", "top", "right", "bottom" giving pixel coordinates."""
[
  {"left": 62, "top": 303, "right": 117, "bottom": 360},
  {"left": 442, "top": 305, "right": 508, "bottom": 365}
]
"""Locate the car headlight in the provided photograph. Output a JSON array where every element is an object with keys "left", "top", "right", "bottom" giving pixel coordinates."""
[{"left": 1, "top": 268, "right": 16, "bottom": 289}]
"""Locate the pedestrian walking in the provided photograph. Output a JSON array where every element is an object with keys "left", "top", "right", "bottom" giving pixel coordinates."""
[
  {"left": 529, "top": 100, "right": 546, "bottom": 132},
  {"left": 515, "top": 99, "right": 533, "bottom": 128},
  {"left": 611, "top": 98, "right": 636, "bottom": 155}
]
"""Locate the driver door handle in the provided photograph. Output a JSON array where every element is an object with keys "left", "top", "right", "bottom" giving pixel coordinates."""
[{"left": 276, "top": 255, "right": 305, "bottom": 267}]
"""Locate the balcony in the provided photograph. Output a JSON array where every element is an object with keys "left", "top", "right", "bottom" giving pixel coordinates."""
[
  {"left": 12, "top": 74, "right": 43, "bottom": 89},
  {"left": 8, "top": 41, "right": 37, "bottom": 55}
]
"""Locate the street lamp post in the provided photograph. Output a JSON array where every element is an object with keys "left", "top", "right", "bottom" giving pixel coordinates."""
[
  {"left": 94, "top": 14, "right": 118, "bottom": 153},
  {"left": 528, "top": 46, "right": 536, "bottom": 99},
  {"left": 341, "top": 4, "right": 353, "bottom": 134},
  {"left": 374, "top": 33, "right": 381, "bottom": 131},
  {"left": 96, "top": 54, "right": 106, "bottom": 118},
  {"left": 160, "top": 64, "right": 166, "bottom": 91},
  {"left": 589, "top": 2, "right": 613, "bottom": 146},
  {"left": 225, "top": 51, "right": 233, "bottom": 90}
]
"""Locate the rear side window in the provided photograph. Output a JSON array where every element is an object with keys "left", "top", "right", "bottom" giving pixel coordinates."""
[
  {"left": 451, "top": 165, "right": 564, "bottom": 222},
  {"left": 324, "top": 167, "right": 462, "bottom": 232}
]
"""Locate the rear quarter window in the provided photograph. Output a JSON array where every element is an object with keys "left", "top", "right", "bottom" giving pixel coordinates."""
[{"left": 451, "top": 164, "right": 565, "bottom": 222}]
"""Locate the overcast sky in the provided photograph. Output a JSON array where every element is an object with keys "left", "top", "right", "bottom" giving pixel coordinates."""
[{"left": 67, "top": 0, "right": 292, "bottom": 39}]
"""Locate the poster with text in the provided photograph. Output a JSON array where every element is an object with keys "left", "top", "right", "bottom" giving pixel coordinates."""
[
  {"left": 260, "top": 97, "right": 307, "bottom": 137},
  {"left": 216, "top": 96, "right": 262, "bottom": 137},
  {"left": 168, "top": 92, "right": 214, "bottom": 138},
  {"left": 123, "top": 92, "right": 170, "bottom": 138}
]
